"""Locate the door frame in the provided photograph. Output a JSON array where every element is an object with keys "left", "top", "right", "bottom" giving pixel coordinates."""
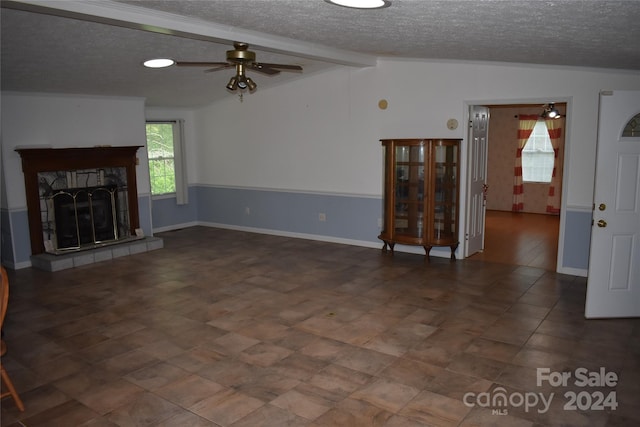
[{"left": 461, "top": 97, "right": 572, "bottom": 273}]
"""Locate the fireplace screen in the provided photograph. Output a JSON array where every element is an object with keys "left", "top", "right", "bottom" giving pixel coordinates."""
[
  {"left": 37, "top": 167, "right": 133, "bottom": 253},
  {"left": 52, "top": 186, "right": 118, "bottom": 250}
]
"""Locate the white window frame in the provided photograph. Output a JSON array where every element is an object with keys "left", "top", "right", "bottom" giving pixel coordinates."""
[{"left": 146, "top": 120, "right": 188, "bottom": 204}]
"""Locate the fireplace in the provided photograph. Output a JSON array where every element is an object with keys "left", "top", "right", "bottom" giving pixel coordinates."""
[{"left": 16, "top": 146, "right": 143, "bottom": 255}]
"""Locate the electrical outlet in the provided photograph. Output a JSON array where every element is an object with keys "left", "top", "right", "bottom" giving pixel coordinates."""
[
  {"left": 245, "top": 207, "right": 250, "bottom": 215},
  {"left": 377, "top": 218, "right": 382, "bottom": 227},
  {"left": 318, "top": 213, "right": 326, "bottom": 222}
]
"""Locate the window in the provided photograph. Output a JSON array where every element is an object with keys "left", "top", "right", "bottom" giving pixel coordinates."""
[
  {"left": 146, "top": 122, "right": 176, "bottom": 195},
  {"left": 622, "top": 113, "right": 639, "bottom": 137},
  {"left": 522, "top": 120, "right": 554, "bottom": 183}
]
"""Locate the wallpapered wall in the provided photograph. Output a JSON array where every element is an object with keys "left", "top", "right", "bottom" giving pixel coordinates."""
[{"left": 486, "top": 105, "right": 566, "bottom": 214}]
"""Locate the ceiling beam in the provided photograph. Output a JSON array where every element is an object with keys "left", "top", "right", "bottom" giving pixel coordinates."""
[{"left": 2, "top": 0, "right": 378, "bottom": 67}]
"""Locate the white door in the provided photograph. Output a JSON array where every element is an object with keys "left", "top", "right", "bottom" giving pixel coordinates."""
[
  {"left": 585, "top": 90, "right": 640, "bottom": 318},
  {"left": 465, "top": 105, "right": 489, "bottom": 256}
]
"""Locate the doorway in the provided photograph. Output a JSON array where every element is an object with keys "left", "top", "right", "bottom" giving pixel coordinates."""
[{"left": 465, "top": 103, "right": 566, "bottom": 271}]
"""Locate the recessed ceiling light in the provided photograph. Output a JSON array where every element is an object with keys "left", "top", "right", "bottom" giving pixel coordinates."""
[
  {"left": 143, "top": 58, "right": 175, "bottom": 68},
  {"left": 325, "top": 0, "right": 391, "bottom": 9}
]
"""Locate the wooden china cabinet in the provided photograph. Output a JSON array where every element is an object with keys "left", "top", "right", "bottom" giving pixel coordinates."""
[{"left": 379, "top": 138, "right": 461, "bottom": 259}]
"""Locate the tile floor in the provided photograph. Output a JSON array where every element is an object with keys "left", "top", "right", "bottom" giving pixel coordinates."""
[
  {"left": 1, "top": 227, "right": 639, "bottom": 426},
  {"left": 469, "top": 211, "right": 559, "bottom": 271}
]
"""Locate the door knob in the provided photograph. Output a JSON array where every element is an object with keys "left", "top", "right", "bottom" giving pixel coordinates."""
[
  {"left": 597, "top": 219, "right": 607, "bottom": 228},
  {"left": 598, "top": 203, "right": 606, "bottom": 211}
]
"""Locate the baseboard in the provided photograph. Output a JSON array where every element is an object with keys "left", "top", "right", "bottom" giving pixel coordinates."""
[
  {"left": 2, "top": 260, "right": 32, "bottom": 270},
  {"left": 195, "top": 221, "right": 458, "bottom": 259},
  {"left": 152, "top": 221, "right": 199, "bottom": 234},
  {"left": 196, "top": 221, "right": 382, "bottom": 249}
]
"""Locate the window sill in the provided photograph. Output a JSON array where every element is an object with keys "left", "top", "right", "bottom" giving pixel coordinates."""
[{"left": 151, "top": 193, "right": 177, "bottom": 200}]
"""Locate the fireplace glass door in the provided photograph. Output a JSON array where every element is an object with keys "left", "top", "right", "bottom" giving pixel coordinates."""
[{"left": 52, "top": 186, "right": 118, "bottom": 250}]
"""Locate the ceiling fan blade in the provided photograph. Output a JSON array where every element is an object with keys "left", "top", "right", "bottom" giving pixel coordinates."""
[
  {"left": 174, "top": 61, "right": 230, "bottom": 67},
  {"left": 204, "top": 64, "right": 235, "bottom": 73},
  {"left": 256, "top": 63, "right": 303, "bottom": 71},
  {"left": 248, "top": 64, "right": 281, "bottom": 75}
]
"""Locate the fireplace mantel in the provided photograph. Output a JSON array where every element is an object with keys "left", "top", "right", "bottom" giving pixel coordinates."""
[{"left": 16, "top": 146, "right": 143, "bottom": 255}]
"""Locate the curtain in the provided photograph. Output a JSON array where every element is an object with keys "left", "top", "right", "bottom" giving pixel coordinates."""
[
  {"left": 513, "top": 115, "right": 538, "bottom": 212},
  {"left": 172, "top": 120, "right": 189, "bottom": 205},
  {"left": 544, "top": 118, "right": 563, "bottom": 214}
]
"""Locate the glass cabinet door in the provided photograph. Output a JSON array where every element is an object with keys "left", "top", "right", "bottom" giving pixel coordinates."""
[
  {"left": 432, "top": 143, "right": 457, "bottom": 241},
  {"left": 394, "top": 144, "right": 425, "bottom": 238}
]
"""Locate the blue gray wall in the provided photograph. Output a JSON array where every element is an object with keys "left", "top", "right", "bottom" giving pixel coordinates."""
[
  {"left": 153, "top": 186, "right": 382, "bottom": 247},
  {"left": 151, "top": 185, "right": 593, "bottom": 270}
]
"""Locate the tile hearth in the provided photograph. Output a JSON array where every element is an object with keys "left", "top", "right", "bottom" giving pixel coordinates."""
[{"left": 30, "top": 237, "right": 164, "bottom": 272}]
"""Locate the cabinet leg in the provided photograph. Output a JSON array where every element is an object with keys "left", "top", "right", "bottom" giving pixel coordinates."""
[
  {"left": 381, "top": 241, "right": 395, "bottom": 255},
  {"left": 450, "top": 243, "right": 459, "bottom": 260},
  {"left": 423, "top": 246, "right": 432, "bottom": 261}
]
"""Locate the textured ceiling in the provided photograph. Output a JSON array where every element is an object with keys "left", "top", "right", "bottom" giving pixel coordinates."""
[{"left": 2, "top": 0, "right": 640, "bottom": 107}]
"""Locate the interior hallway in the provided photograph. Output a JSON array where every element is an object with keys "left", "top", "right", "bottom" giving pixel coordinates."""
[
  {"left": 469, "top": 211, "right": 560, "bottom": 271},
  {"left": 2, "top": 226, "right": 638, "bottom": 426}
]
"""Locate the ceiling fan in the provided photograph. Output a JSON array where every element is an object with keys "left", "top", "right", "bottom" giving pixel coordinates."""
[
  {"left": 175, "top": 42, "right": 303, "bottom": 92},
  {"left": 541, "top": 103, "right": 562, "bottom": 119}
]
